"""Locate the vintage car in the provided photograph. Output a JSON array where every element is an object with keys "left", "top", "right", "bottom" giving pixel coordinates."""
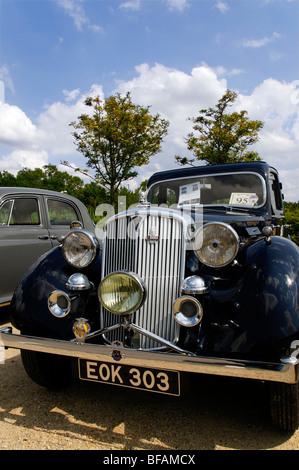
[
  {"left": 0, "top": 187, "right": 95, "bottom": 308},
  {"left": 0, "top": 161, "right": 298, "bottom": 432}
]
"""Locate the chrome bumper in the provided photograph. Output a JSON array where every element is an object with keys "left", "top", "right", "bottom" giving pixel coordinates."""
[{"left": 0, "top": 327, "right": 298, "bottom": 384}]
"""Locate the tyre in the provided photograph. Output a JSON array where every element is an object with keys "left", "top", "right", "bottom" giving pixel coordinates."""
[
  {"left": 20, "top": 329, "right": 72, "bottom": 389},
  {"left": 269, "top": 382, "right": 299, "bottom": 432}
]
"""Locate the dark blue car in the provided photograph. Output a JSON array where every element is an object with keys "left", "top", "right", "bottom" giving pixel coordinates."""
[{"left": 1, "top": 162, "right": 298, "bottom": 432}]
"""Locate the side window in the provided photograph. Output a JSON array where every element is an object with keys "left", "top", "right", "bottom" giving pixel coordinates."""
[
  {"left": 269, "top": 172, "right": 283, "bottom": 212},
  {"left": 0, "top": 200, "right": 13, "bottom": 225},
  {"left": 47, "top": 199, "right": 79, "bottom": 226},
  {"left": 10, "top": 198, "right": 40, "bottom": 225}
]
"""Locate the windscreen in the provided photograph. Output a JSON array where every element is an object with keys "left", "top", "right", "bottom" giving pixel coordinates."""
[{"left": 147, "top": 173, "right": 265, "bottom": 208}]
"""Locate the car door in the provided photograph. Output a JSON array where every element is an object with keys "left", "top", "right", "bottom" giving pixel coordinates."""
[
  {"left": 0, "top": 195, "right": 53, "bottom": 305},
  {"left": 44, "top": 197, "right": 82, "bottom": 245}
]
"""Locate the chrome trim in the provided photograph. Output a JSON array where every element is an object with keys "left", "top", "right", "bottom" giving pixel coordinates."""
[
  {"left": 101, "top": 207, "right": 188, "bottom": 348},
  {"left": 181, "top": 276, "right": 208, "bottom": 295},
  {"left": 48, "top": 290, "right": 71, "bottom": 318},
  {"left": 66, "top": 273, "right": 91, "bottom": 291},
  {"left": 173, "top": 295, "right": 203, "bottom": 327},
  {"left": 0, "top": 328, "right": 297, "bottom": 384}
]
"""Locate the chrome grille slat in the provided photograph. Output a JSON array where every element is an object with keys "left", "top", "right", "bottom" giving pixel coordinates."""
[{"left": 101, "top": 210, "right": 185, "bottom": 349}]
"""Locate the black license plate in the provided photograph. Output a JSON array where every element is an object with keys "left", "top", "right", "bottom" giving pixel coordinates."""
[{"left": 78, "top": 359, "right": 180, "bottom": 396}]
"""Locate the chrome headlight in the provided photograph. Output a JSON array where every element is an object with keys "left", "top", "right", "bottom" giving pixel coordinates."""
[
  {"left": 62, "top": 229, "right": 97, "bottom": 268},
  {"left": 99, "top": 271, "right": 145, "bottom": 315},
  {"left": 194, "top": 222, "right": 239, "bottom": 268}
]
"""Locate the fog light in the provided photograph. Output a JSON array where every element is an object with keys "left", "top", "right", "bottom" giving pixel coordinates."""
[
  {"left": 173, "top": 296, "right": 203, "bottom": 327},
  {"left": 48, "top": 290, "right": 71, "bottom": 318},
  {"left": 99, "top": 271, "right": 145, "bottom": 315}
]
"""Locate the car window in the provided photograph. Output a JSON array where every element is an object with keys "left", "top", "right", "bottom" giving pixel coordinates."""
[
  {"left": 147, "top": 173, "right": 266, "bottom": 208},
  {"left": 0, "top": 200, "right": 13, "bottom": 225},
  {"left": 269, "top": 172, "right": 283, "bottom": 212},
  {"left": 47, "top": 199, "right": 79, "bottom": 226},
  {"left": 8, "top": 198, "right": 40, "bottom": 225}
]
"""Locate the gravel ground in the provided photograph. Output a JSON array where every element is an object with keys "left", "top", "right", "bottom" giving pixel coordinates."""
[{"left": 0, "top": 319, "right": 299, "bottom": 451}]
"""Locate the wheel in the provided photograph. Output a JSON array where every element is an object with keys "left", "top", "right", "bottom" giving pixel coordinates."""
[
  {"left": 20, "top": 329, "right": 72, "bottom": 389},
  {"left": 269, "top": 382, "right": 299, "bottom": 432}
]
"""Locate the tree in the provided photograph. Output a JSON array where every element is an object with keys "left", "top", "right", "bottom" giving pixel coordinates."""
[
  {"left": 70, "top": 92, "right": 169, "bottom": 206},
  {"left": 176, "top": 90, "right": 264, "bottom": 166},
  {"left": 15, "top": 167, "right": 45, "bottom": 188},
  {"left": 42, "top": 164, "right": 84, "bottom": 196},
  {"left": 283, "top": 202, "right": 299, "bottom": 245},
  {"left": 0, "top": 171, "right": 17, "bottom": 186},
  {"left": 0, "top": 165, "right": 84, "bottom": 197}
]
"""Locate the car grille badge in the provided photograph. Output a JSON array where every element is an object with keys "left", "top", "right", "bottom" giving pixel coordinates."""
[{"left": 72, "top": 318, "right": 91, "bottom": 343}]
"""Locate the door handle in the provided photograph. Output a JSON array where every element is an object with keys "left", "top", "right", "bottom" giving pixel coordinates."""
[{"left": 38, "top": 235, "right": 49, "bottom": 240}]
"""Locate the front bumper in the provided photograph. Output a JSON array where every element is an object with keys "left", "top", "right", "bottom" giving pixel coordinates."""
[{"left": 0, "top": 327, "right": 298, "bottom": 384}]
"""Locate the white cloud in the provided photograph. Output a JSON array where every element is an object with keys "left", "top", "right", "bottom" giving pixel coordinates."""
[
  {"left": 115, "top": 63, "right": 227, "bottom": 165},
  {"left": 0, "top": 64, "right": 298, "bottom": 201},
  {"left": 119, "top": 0, "right": 189, "bottom": 12},
  {"left": 0, "top": 102, "right": 40, "bottom": 149},
  {"left": 0, "top": 149, "right": 48, "bottom": 174},
  {"left": 0, "top": 84, "right": 104, "bottom": 176},
  {"left": 119, "top": 0, "right": 141, "bottom": 10},
  {"left": 167, "top": 0, "right": 189, "bottom": 12},
  {"left": 214, "top": 1, "right": 229, "bottom": 14},
  {"left": 115, "top": 64, "right": 299, "bottom": 201},
  {"left": 242, "top": 32, "right": 283, "bottom": 48},
  {"left": 37, "top": 84, "right": 104, "bottom": 156},
  {"left": 62, "top": 88, "right": 81, "bottom": 102},
  {"left": 0, "top": 65, "right": 15, "bottom": 95},
  {"left": 56, "top": 0, "right": 104, "bottom": 33}
]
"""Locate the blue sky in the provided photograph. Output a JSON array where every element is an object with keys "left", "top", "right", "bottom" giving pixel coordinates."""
[{"left": 0, "top": 0, "right": 299, "bottom": 200}]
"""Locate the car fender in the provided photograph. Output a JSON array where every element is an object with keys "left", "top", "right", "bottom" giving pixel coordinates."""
[
  {"left": 10, "top": 245, "right": 102, "bottom": 339},
  {"left": 231, "top": 236, "right": 299, "bottom": 358}
]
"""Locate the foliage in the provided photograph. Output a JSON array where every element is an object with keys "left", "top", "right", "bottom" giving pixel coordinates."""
[
  {"left": 70, "top": 92, "right": 169, "bottom": 206},
  {"left": 0, "top": 165, "right": 84, "bottom": 196},
  {"left": 0, "top": 165, "right": 144, "bottom": 223},
  {"left": 283, "top": 202, "right": 299, "bottom": 245},
  {"left": 176, "top": 89, "right": 264, "bottom": 166}
]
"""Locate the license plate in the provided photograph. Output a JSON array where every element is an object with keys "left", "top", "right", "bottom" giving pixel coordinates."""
[{"left": 78, "top": 359, "right": 180, "bottom": 396}]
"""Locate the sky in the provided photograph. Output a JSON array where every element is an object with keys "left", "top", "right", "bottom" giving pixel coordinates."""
[{"left": 0, "top": 0, "right": 298, "bottom": 201}]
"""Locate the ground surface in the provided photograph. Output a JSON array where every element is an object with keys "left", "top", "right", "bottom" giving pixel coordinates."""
[{"left": 0, "top": 318, "right": 298, "bottom": 451}]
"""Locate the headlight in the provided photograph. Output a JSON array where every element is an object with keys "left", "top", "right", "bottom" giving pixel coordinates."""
[
  {"left": 62, "top": 229, "right": 98, "bottom": 268},
  {"left": 194, "top": 222, "right": 239, "bottom": 268},
  {"left": 99, "top": 271, "right": 145, "bottom": 315}
]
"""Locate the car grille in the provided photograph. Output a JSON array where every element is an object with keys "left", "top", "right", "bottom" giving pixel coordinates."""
[{"left": 101, "top": 210, "right": 186, "bottom": 349}]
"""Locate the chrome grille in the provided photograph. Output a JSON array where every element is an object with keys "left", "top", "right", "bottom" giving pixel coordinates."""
[{"left": 101, "top": 210, "right": 186, "bottom": 348}]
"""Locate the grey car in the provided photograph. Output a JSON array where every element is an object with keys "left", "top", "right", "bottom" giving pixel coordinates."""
[{"left": 0, "top": 187, "right": 95, "bottom": 308}]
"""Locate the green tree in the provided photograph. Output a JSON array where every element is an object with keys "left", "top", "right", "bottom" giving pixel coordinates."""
[
  {"left": 15, "top": 167, "right": 45, "bottom": 188},
  {"left": 1, "top": 165, "right": 84, "bottom": 198},
  {"left": 176, "top": 89, "right": 264, "bottom": 166},
  {"left": 42, "top": 164, "right": 84, "bottom": 196},
  {"left": 283, "top": 202, "right": 299, "bottom": 245},
  {"left": 70, "top": 92, "right": 169, "bottom": 206},
  {"left": 0, "top": 171, "right": 17, "bottom": 186}
]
